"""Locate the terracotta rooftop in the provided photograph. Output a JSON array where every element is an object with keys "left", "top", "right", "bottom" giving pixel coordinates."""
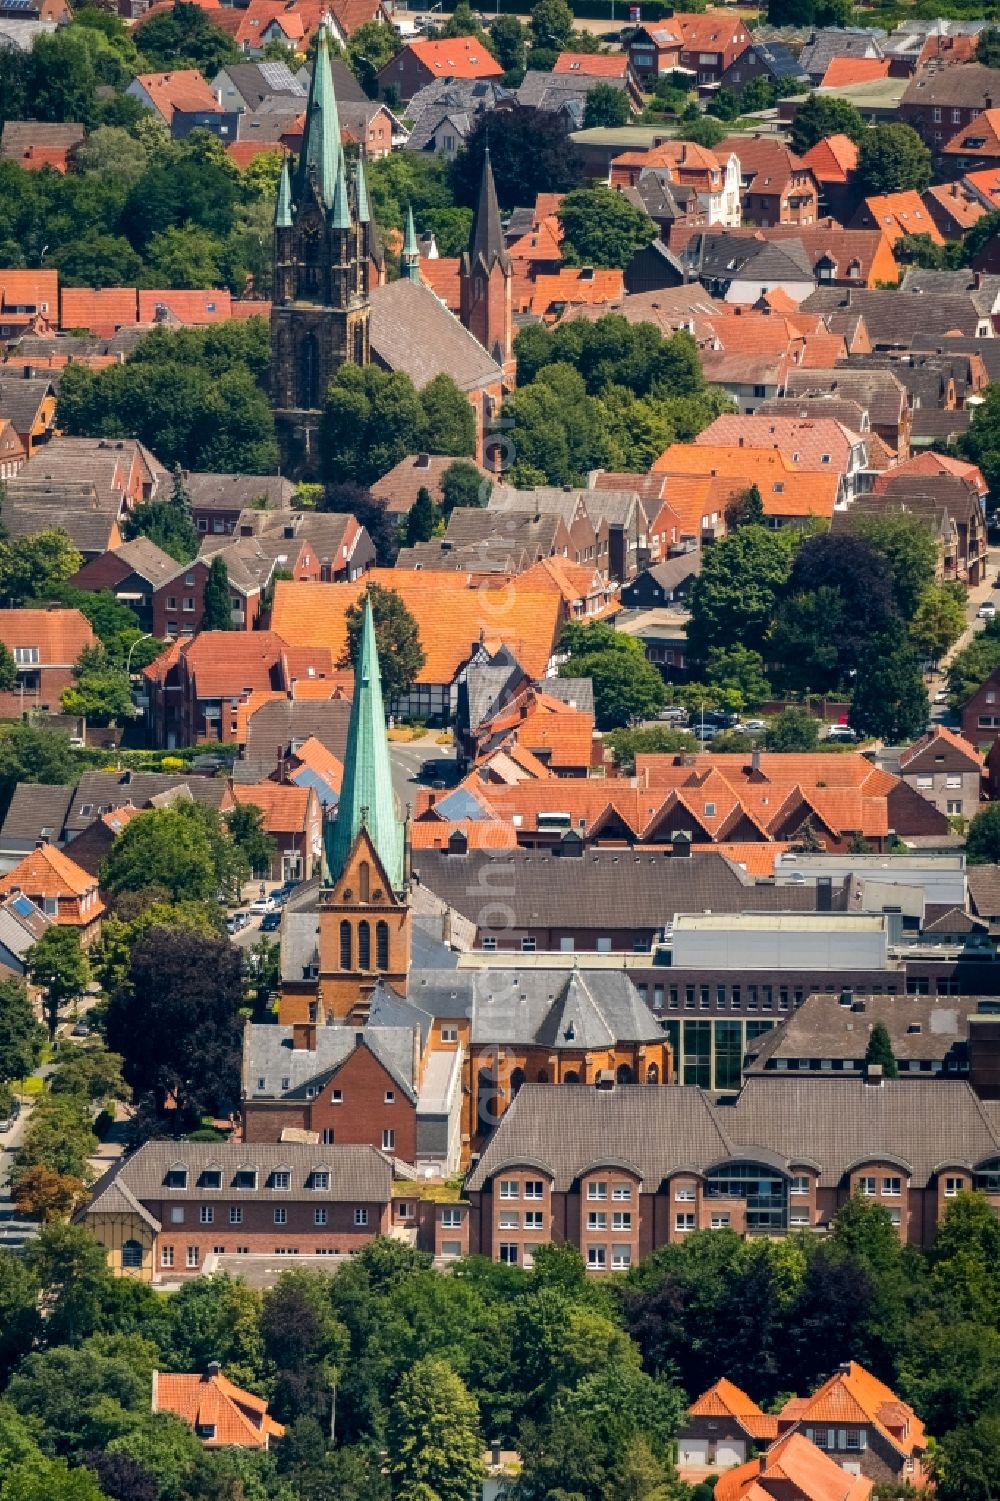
[
  {"left": 132, "top": 69, "right": 222, "bottom": 123},
  {"left": 860, "top": 190, "right": 944, "bottom": 245},
  {"left": 652, "top": 443, "right": 840, "bottom": 519},
  {"left": 801, "top": 134, "right": 859, "bottom": 183},
  {"left": 0, "top": 607, "right": 96, "bottom": 665},
  {"left": 779, "top": 1362, "right": 925, "bottom": 1460},
  {"left": 553, "top": 51, "right": 631, "bottom": 77},
  {"left": 402, "top": 35, "right": 504, "bottom": 80},
  {"left": 224, "top": 780, "right": 313, "bottom": 833},
  {"left": 153, "top": 1367, "right": 284, "bottom": 1449},
  {"left": 820, "top": 55, "right": 892, "bottom": 87},
  {"left": 0, "top": 842, "right": 100, "bottom": 903},
  {"left": 689, "top": 1378, "right": 780, "bottom": 1440}
]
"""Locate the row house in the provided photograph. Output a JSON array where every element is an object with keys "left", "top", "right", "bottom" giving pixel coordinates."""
[
  {"left": 466, "top": 1075, "right": 1000, "bottom": 1262},
  {"left": 84, "top": 1141, "right": 393, "bottom": 1281},
  {"left": 0, "top": 606, "right": 96, "bottom": 716},
  {"left": 901, "top": 61, "right": 1000, "bottom": 150},
  {"left": 0, "top": 841, "right": 103, "bottom": 946},
  {"left": 719, "top": 136, "right": 820, "bottom": 227}
]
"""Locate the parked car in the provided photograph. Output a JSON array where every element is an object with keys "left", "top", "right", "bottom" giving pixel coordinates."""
[
  {"left": 71, "top": 1020, "right": 90, "bottom": 1037},
  {"left": 693, "top": 724, "right": 718, "bottom": 742},
  {"left": 0, "top": 1099, "right": 20, "bottom": 1132},
  {"left": 826, "top": 725, "right": 858, "bottom": 743},
  {"left": 740, "top": 719, "right": 766, "bottom": 732},
  {"left": 249, "top": 895, "right": 276, "bottom": 915},
  {"left": 658, "top": 706, "right": 688, "bottom": 723},
  {"left": 979, "top": 602, "right": 996, "bottom": 620},
  {"left": 934, "top": 688, "right": 949, "bottom": 704},
  {"left": 226, "top": 911, "right": 250, "bottom": 933},
  {"left": 260, "top": 910, "right": 282, "bottom": 933}
]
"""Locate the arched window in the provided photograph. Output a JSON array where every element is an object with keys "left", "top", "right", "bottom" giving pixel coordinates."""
[
  {"left": 646, "top": 1063, "right": 659, "bottom": 1085},
  {"left": 536, "top": 1069, "right": 548, "bottom": 1083},
  {"left": 340, "top": 920, "right": 352, "bottom": 970},
  {"left": 299, "top": 331, "right": 320, "bottom": 410},
  {"left": 478, "top": 1065, "right": 498, "bottom": 1134},
  {"left": 564, "top": 1070, "right": 580, "bottom": 1084},
  {"left": 121, "top": 1239, "right": 143, "bottom": 1269},
  {"left": 376, "top": 920, "right": 389, "bottom": 970},
  {"left": 511, "top": 1067, "right": 525, "bottom": 1095},
  {"left": 616, "top": 1064, "right": 633, "bottom": 1084},
  {"left": 359, "top": 861, "right": 370, "bottom": 902},
  {"left": 358, "top": 920, "right": 371, "bottom": 971}
]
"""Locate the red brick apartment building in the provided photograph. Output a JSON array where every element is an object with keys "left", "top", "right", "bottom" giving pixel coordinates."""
[{"left": 466, "top": 1077, "right": 1000, "bottom": 1267}]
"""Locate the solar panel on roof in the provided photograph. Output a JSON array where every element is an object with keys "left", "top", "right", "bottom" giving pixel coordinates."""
[{"left": 11, "top": 894, "right": 36, "bottom": 917}]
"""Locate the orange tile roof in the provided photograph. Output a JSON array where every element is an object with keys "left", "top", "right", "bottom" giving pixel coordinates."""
[
  {"left": 652, "top": 444, "right": 840, "bottom": 519},
  {"left": 820, "top": 55, "right": 891, "bottom": 88},
  {"left": 963, "top": 165, "right": 1000, "bottom": 209},
  {"left": 290, "top": 735, "right": 344, "bottom": 791},
  {"left": 780, "top": 1362, "right": 925, "bottom": 1460},
  {"left": 410, "top": 819, "right": 519, "bottom": 850},
  {"left": 508, "top": 214, "right": 563, "bottom": 265},
  {"left": 516, "top": 557, "right": 616, "bottom": 613},
  {"left": 132, "top": 69, "right": 221, "bottom": 123},
  {"left": 884, "top": 449, "right": 987, "bottom": 493},
  {"left": 553, "top": 51, "right": 630, "bottom": 77},
  {"left": 714, "top": 842, "right": 792, "bottom": 878},
  {"left": 531, "top": 268, "right": 624, "bottom": 317},
  {"left": 271, "top": 573, "right": 564, "bottom": 684},
  {"left": 0, "top": 842, "right": 101, "bottom": 908},
  {"left": 60, "top": 287, "right": 138, "bottom": 333},
  {"left": 225, "top": 780, "right": 312, "bottom": 833},
  {"left": 226, "top": 140, "right": 289, "bottom": 172},
  {"left": 153, "top": 1369, "right": 284, "bottom": 1449},
  {"left": 944, "top": 106, "right": 1000, "bottom": 159},
  {"left": 405, "top": 35, "right": 504, "bottom": 79},
  {"left": 136, "top": 290, "right": 235, "bottom": 324},
  {"left": 924, "top": 180, "right": 986, "bottom": 231},
  {"left": 862, "top": 190, "right": 944, "bottom": 246},
  {"left": 0, "top": 269, "right": 59, "bottom": 313},
  {"left": 695, "top": 413, "right": 863, "bottom": 472},
  {"left": 764, "top": 1432, "right": 873, "bottom": 1501},
  {"left": 690, "top": 1379, "right": 780, "bottom": 1438},
  {"left": 0, "top": 607, "right": 97, "bottom": 665},
  {"left": 420, "top": 256, "right": 461, "bottom": 312}
]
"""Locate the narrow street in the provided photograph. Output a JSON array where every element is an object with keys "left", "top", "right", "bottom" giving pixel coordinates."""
[{"left": 929, "top": 554, "right": 996, "bottom": 725}]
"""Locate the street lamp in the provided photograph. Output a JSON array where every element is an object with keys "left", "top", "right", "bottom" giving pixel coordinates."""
[{"left": 126, "top": 633, "right": 153, "bottom": 676}]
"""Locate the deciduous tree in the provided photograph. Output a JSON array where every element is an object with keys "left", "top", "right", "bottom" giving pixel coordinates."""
[
  {"left": 857, "top": 122, "right": 932, "bottom": 196},
  {"left": 559, "top": 621, "right": 666, "bottom": 728},
  {"left": 341, "top": 583, "right": 426, "bottom": 701},
  {"left": 27, "top": 927, "right": 91, "bottom": 1039},
  {"left": 848, "top": 621, "right": 929, "bottom": 743},
  {"left": 387, "top": 1357, "right": 485, "bottom": 1501},
  {"left": 789, "top": 93, "right": 866, "bottom": 154},
  {"left": 0, "top": 979, "right": 44, "bottom": 1087},
  {"left": 557, "top": 186, "right": 656, "bottom": 269}
]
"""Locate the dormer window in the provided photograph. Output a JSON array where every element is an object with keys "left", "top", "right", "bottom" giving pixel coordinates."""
[
  {"left": 233, "top": 1167, "right": 257, "bottom": 1190},
  {"left": 271, "top": 1169, "right": 291, "bottom": 1190},
  {"left": 310, "top": 1169, "right": 330, "bottom": 1190},
  {"left": 164, "top": 1165, "right": 188, "bottom": 1189},
  {"left": 200, "top": 1168, "right": 222, "bottom": 1189}
]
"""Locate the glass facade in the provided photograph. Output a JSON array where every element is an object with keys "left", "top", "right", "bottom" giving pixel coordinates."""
[
  {"left": 705, "top": 1161, "right": 789, "bottom": 1232},
  {"left": 662, "top": 1017, "right": 777, "bottom": 1090}
]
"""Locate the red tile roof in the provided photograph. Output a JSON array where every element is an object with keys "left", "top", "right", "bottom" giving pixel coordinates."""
[
  {"left": 944, "top": 106, "right": 1000, "bottom": 160},
  {"left": 403, "top": 35, "right": 504, "bottom": 79},
  {"left": 420, "top": 256, "right": 461, "bottom": 312},
  {"left": 802, "top": 133, "right": 859, "bottom": 184},
  {"left": 820, "top": 55, "right": 892, "bottom": 88},
  {"left": 153, "top": 1368, "right": 284, "bottom": 1449},
  {"left": 225, "top": 780, "right": 313, "bottom": 833},
  {"left": 0, "top": 607, "right": 96, "bottom": 665},
  {"left": 59, "top": 287, "right": 138, "bottom": 333},
  {"left": 553, "top": 51, "right": 630, "bottom": 77},
  {"left": 530, "top": 268, "right": 624, "bottom": 318},
  {"left": 136, "top": 290, "right": 235, "bottom": 324},
  {"left": 924, "top": 180, "right": 986, "bottom": 231},
  {"left": 653, "top": 443, "right": 840, "bottom": 519},
  {"left": 779, "top": 1362, "right": 925, "bottom": 1461},
  {"left": 0, "top": 269, "right": 58, "bottom": 314},
  {"left": 861, "top": 190, "right": 944, "bottom": 245},
  {"left": 689, "top": 1378, "right": 780, "bottom": 1440},
  {"left": 132, "top": 69, "right": 222, "bottom": 123}
]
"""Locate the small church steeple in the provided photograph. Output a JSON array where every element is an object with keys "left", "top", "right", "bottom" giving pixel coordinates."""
[
  {"left": 324, "top": 594, "right": 405, "bottom": 894},
  {"left": 459, "top": 147, "right": 512, "bottom": 367},
  {"left": 401, "top": 205, "right": 421, "bottom": 282}
]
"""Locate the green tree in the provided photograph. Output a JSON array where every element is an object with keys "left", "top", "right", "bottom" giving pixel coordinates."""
[
  {"left": 0, "top": 979, "right": 44, "bottom": 1087},
  {"left": 910, "top": 584, "right": 966, "bottom": 662},
  {"left": 948, "top": 622, "right": 1000, "bottom": 708},
  {"left": 94, "top": 898, "right": 222, "bottom": 994},
  {"left": 704, "top": 644, "right": 770, "bottom": 711},
  {"left": 966, "top": 802, "right": 1000, "bottom": 864},
  {"left": 348, "top": 18, "right": 399, "bottom": 96},
  {"left": 857, "top": 122, "right": 931, "bottom": 196},
  {"left": 419, "top": 374, "right": 477, "bottom": 458},
  {"left": 441, "top": 459, "right": 490, "bottom": 515},
  {"left": 848, "top": 621, "right": 929, "bottom": 743},
  {"left": 558, "top": 621, "right": 666, "bottom": 728},
  {"left": 724, "top": 483, "right": 765, "bottom": 530},
  {"left": 977, "top": 25, "right": 1000, "bottom": 65},
  {"left": 51, "top": 234, "right": 144, "bottom": 289},
  {"left": 490, "top": 13, "right": 526, "bottom": 76},
  {"left": 0, "top": 531, "right": 83, "bottom": 606},
  {"left": 0, "top": 724, "right": 83, "bottom": 820},
  {"left": 134, "top": 0, "right": 238, "bottom": 75},
  {"left": 763, "top": 706, "right": 820, "bottom": 752},
  {"left": 142, "top": 223, "right": 224, "bottom": 289},
  {"left": 932, "top": 1414, "right": 1000, "bottom": 1501},
  {"left": 404, "top": 487, "right": 437, "bottom": 546},
  {"left": 223, "top": 802, "right": 275, "bottom": 879},
  {"left": 604, "top": 725, "right": 698, "bottom": 772},
  {"left": 387, "top": 1357, "right": 485, "bottom": 1501},
  {"left": 958, "top": 379, "right": 1000, "bottom": 505},
  {"left": 320, "top": 365, "right": 427, "bottom": 487},
  {"left": 167, "top": 1275, "right": 265, "bottom": 1391},
  {"left": 341, "top": 583, "right": 426, "bottom": 702},
  {"left": 864, "top": 1020, "right": 898, "bottom": 1079},
  {"left": 583, "top": 83, "right": 631, "bottom": 129},
  {"left": 62, "top": 646, "right": 135, "bottom": 726},
  {"left": 10, "top": 1091, "right": 96, "bottom": 1200},
  {"left": 674, "top": 115, "right": 726, "bottom": 149},
  {"left": 101, "top": 803, "right": 231, "bottom": 903},
  {"left": 529, "top": 0, "right": 573, "bottom": 51},
  {"left": 451, "top": 108, "right": 583, "bottom": 212},
  {"left": 859, "top": 512, "right": 936, "bottom": 620},
  {"left": 687, "top": 525, "right": 794, "bottom": 663},
  {"left": 201, "top": 554, "right": 232, "bottom": 631},
  {"left": 27, "top": 928, "right": 91, "bottom": 1040},
  {"left": 557, "top": 186, "right": 655, "bottom": 269},
  {"left": 0, "top": 644, "right": 15, "bottom": 693},
  {"left": 789, "top": 93, "right": 866, "bottom": 155}
]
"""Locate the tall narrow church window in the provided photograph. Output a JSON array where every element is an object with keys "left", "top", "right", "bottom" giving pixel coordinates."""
[
  {"left": 340, "top": 920, "right": 352, "bottom": 970},
  {"left": 376, "top": 920, "right": 389, "bottom": 970},
  {"left": 358, "top": 920, "right": 371, "bottom": 970},
  {"left": 299, "top": 332, "right": 320, "bottom": 409},
  {"left": 359, "top": 861, "right": 370, "bottom": 902},
  {"left": 354, "top": 322, "right": 366, "bottom": 364}
]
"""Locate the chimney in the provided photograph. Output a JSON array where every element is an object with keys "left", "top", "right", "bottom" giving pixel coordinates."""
[
  {"left": 866, "top": 1063, "right": 884, "bottom": 1086},
  {"left": 205, "top": 1361, "right": 221, "bottom": 1381},
  {"left": 292, "top": 1021, "right": 317, "bottom": 1051},
  {"left": 751, "top": 749, "right": 761, "bottom": 773}
]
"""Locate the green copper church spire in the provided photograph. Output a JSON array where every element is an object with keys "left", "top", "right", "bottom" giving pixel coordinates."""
[
  {"left": 401, "top": 205, "right": 420, "bottom": 281},
  {"left": 300, "top": 22, "right": 340, "bottom": 211},
  {"left": 355, "top": 153, "right": 371, "bottom": 225},
  {"left": 275, "top": 153, "right": 293, "bottom": 228},
  {"left": 330, "top": 144, "right": 352, "bottom": 231},
  {"left": 324, "top": 594, "right": 405, "bottom": 892}
]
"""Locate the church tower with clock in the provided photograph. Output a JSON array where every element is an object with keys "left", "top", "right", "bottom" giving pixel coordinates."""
[{"left": 269, "top": 23, "right": 374, "bottom": 475}]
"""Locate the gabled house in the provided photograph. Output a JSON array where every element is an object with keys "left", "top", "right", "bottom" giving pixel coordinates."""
[
  {"left": 70, "top": 537, "right": 179, "bottom": 632},
  {"left": 0, "top": 119, "right": 84, "bottom": 172},
  {"left": 627, "top": 22, "right": 682, "bottom": 84},
  {"left": 0, "top": 841, "right": 103, "bottom": 945},
  {"left": 376, "top": 35, "right": 503, "bottom": 102},
  {"left": 671, "top": 11, "right": 751, "bottom": 86},
  {"left": 719, "top": 136, "right": 820, "bottom": 227},
  {"left": 0, "top": 891, "right": 51, "bottom": 978},
  {"left": 678, "top": 1379, "right": 779, "bottom": 1470},
  {"left": 126, "top": 69, "right": 223, "bottom": 126},
  {"left": 852, "top": 189, "right": 945, "bottom": 245},
  {"left": 801, "top": 133, "right": 860, "bottom": 222},
  {"left": 901, "top": 61, "right": 1000, "bottom": 148},
  {"left": 0, "top": 607, "right": 97, "bottom": 715},
  {"left": 776, "top": 1361, "right": 926, "bottom": 1486},
  {"left": 0, "top": 374, "right": 57, "bottom": 457},
  {"left": 961, "top": 665, "right": 1000, "bottom": 748},
  {"left": 153, "top": 1365, "right": 284, "bottom": 1449},
  {"left": 221, "top": 781, "right": 322, "bottom": 883},
  {"left": 715, "top": 1431, "right": 872, "bottom": 1501},
  {"left": 897, "top": 725, "right": 983, "bottom": 818}
]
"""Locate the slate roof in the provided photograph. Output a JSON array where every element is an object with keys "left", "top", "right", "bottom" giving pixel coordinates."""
[
  {"left": 802, "top": 285, "right": 987, "bottom": 339},
  {"left": 88, "top": 1139, "right": 393, "bottom": 1205},
  {"left": 185, "top": 473, "right": 295, "bottom": 513},
  {"left": 798, "top": 26, "right": 887, "bottom": 80},
  {"left": 469, "top": 1075, "right": 1000, "bottom": 1192},
  {"left": 410, "top": 847, "right": 820, "bottom": 929},
  {"left": 107, "top": 536, "right": 179, "bottom": 584},
  {"left": 64, "top": 770, "right": 225, "bottom": 837},
  {"left": 901, "top": 61, "right": 1000, "bottom": 108},
  {"left": 967, "top": 864, "right": 1000, "bottom": 920},
  {"left": 0, "top": 375, "right": 55, "bottom": 434},
  {"left": 0, "top": 892, "right": 51, "bottom": 959},
  {"left": 470, "top": 967, "right": 661, "bottom": 1048},
  {"left": 244, "top": 1021, "right": 418, "bottom": 1101},
  {"left": 686, "top": 232, "right": 815, "bottom": 283},
  {"left": 244, "top": 699, "right": 353, "bottom": 765},
  {"left": 0, "top": 783, "right": 73, "bottom": 852},
  {"left": 744, "top": 990, "right": 982, "bottom": 1071},
  {"left": 369, "top": 279, "right": 503, "bottom": 392},
  {"left": 783, "top": 367, "right": 908, "bottom": 428},
  {"left": 370, "top": 453, "right": 488, "bottom": 514}
]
